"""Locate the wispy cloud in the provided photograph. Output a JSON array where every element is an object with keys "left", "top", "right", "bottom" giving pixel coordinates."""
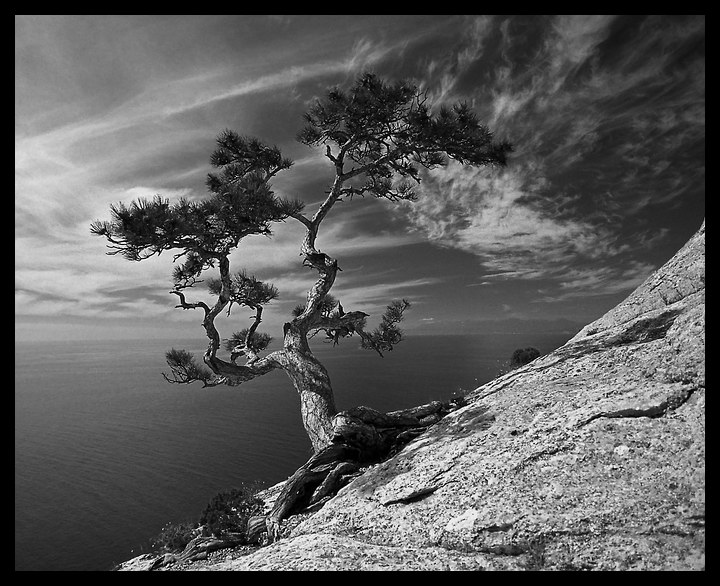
[
  {"left": 15, "top": 15, "right": 704, "bottom": 340},
  {"left": 400, "top": 15, "right": 704, "bottom": 300},
  {"left": 428, "top": 15, "right": 495, "bottom": 101},
  {"left": 403, "top": 161, "right": 625, "bottom": 280},
  {"left": 14, "top": 21, "right": 408, "bottom": 327},
  {"left": 535, "top": 259, "right": 657, "bottom": 302}
]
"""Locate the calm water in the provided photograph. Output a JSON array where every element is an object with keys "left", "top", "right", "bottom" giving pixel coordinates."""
[{"left": 15, "top": 332, "right": 571, "bottom": 571}]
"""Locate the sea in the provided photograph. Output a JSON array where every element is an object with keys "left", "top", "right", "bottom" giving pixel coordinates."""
[{"left": 15, "top": 331, "right": 572, "bottom": 571}]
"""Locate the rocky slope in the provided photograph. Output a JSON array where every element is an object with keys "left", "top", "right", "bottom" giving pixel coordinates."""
[{"left": 121, "top": 221, "right": 705, "bottom": 571}]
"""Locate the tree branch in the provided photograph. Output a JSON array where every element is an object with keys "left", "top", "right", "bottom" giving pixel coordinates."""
[
  {"left": 288, "top": 173, "right": 345, "bottom": 330},
  {"left": 309, "top": 175, "right": 344, "bottom": 235},
  {"left": 162, "top": 347, "right": 218, "bottom": 387},
  {"left": 289, "top": 210, "right": 313, "bottom": 230},
  {"left": 311, "top": 310, "right": 370, "bottom": 347},
  {"left": 359, "top": 299, "right": 411, "bottom": 355},
  {"left": 170, "top": 290, "right": 210, "bottom": 313},
  {"left": 170, "top": 256, "right": 232, "bottom": 360},
  {"left": 237, "top": 305, "right": 264, "bottom": 364},
  {"left": 325, "top": 145, "right": 338, "bottom": 164},
  {"left": 340, "top": 150, "right": 396, "bottom": 182},
  {"left": 203, "top": 350, "right": 286, "bottom": 382}
]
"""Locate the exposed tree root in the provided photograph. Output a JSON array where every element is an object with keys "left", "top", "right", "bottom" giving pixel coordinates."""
[{"left": 252, "top": 397, "right": 466, "bottom": 542}]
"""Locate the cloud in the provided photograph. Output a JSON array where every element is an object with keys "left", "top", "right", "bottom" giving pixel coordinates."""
[
  {"left": 15, "top": 13, "right": 428, "bottom": 240},
  {"left": 15, "top": 169, "right": 424, "bottom": 325},
  {"left": 397, "top": 15, "right": 704, "bottom": 300},
  {"left": 332, "top": 275, "right": 437, "bottom": 309},
  {"left": 400, "top": 155, "right": 664, "bottom": 301},
  {"left": 404, "top": 162, "right": 612, "bottom": 277},
  {"left": 15, "top": 182, "right": 202, "bottom": 325},
  {"left": 535, "top": 260, "right": 657, "bottom": 302},
  {"left": 424, "top": 15, "right": 495, "bottom": 102},
  {"left": 14, "top": 23, "right": 408, "bottom": 326},
  {"left": 547, "top": 15, "right": 616, "bottom": 68},
  {"left": 14, "top": 270, "right": 178, "bottom": 321},
  {"left": 14, "top": 16, "right": 704, "bottom": 339}
]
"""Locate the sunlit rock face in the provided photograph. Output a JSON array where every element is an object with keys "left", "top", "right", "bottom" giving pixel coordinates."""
[{"left": 148, "top": 221, "right": 706, "bottom": 571}]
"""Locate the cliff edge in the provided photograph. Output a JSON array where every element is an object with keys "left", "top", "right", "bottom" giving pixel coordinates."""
[{"left": 125, "top": 221, "right": 705, "bottom": 571}]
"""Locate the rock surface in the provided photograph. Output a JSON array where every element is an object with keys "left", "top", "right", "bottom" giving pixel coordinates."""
[{"left": 122, "top": 221, "right": 705, "bottom": 571}]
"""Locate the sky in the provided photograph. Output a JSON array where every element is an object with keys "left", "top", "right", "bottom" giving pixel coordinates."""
[{"left": 15, "top": 15, "right": 705, "bottom": 343}]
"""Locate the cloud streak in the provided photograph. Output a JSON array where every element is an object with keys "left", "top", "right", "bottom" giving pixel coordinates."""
[
  {"left": 399, "top": 15, "right": 704, "bottom": 300},
  {"left": 15, "top": 19, "right": 407, "bottom": 327}
]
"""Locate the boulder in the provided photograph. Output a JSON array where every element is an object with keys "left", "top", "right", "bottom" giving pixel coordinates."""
[{"left": 185, "top": 220, "right": 706, "bottom": 571}]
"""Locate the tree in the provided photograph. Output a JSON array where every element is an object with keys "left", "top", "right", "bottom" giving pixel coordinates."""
[{"left": 92, "top": 72, "right": 512, "bottom": 541}]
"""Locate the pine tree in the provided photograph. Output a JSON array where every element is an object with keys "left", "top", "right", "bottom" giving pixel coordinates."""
[{"left": 92, "top": 72, "right": 512, "bottom": 541}]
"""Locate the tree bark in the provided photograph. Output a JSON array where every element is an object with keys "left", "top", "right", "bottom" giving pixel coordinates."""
[
  {"left": 272, "top": 317, "right": 338, "bottom": 452},
  {"left": 281, "top": 347, "right": 338, "bottom": 453}
]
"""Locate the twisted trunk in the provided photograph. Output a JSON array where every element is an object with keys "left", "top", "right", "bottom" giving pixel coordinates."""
[
  {"left": 281, "top": 342, "right": 337, "bottom": 453},
  {"left": 275, "top": 183, "right": 343, "bottom": 452}
]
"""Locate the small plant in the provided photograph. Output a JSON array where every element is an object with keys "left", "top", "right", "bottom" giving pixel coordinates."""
[
  {"left": 145, "top": 481, "right": 265, "bottom": 557},
  {"left": 449, "top": 388, "right": 470, "bottom": 407},
  {"left": 199, "top": 482, "right": 265, "bottom": 540},
  {"left": 150, "top": 520, "right": 199, "bottom": 554},
  {"left": 497, "top": 346, "right": 541, "bottom": 377},
  {"left": 510, "top": 347, "right": 540, "bottom": 368}
]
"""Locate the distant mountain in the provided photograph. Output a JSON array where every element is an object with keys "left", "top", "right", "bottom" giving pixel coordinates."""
[
  {"left": 469, "top": 316, "right": 584, "bottom": 335},
  {"left": 409, "top": 316, "right": 585, "bottom": 336}
]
